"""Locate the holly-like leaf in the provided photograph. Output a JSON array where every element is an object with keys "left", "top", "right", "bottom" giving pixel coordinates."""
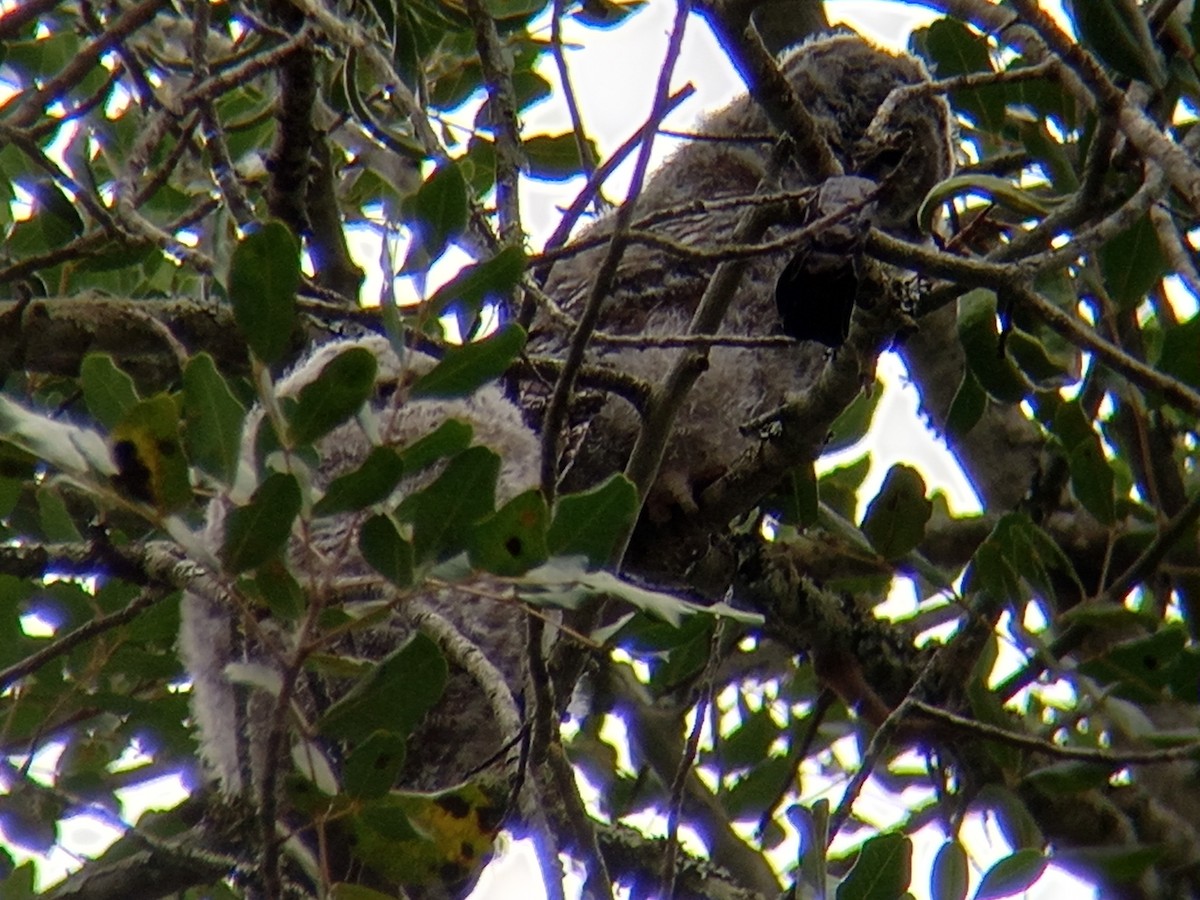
[
  {"left": 402, "top": 446, "right": 500, "bottom": 562},
  {"left": 359, "top": 513, "right": 415, "bottom": 588},
  {"left": 80, "top": 354, "right": 138, "bottom": 429},
  {"left": 183, "top": 353, "right": 246, "bottom": 485},
  {"left": 837, "top": 831, "right": 912, "bottom": 900},
  {"left": 220, "top": 471, "right": 301, "bottom": 572},
  {"left": 931, "top": 840, "right": 968, "bottom": 900},
  {"left": 319, "top": 632, "right": 446, "bottom": 743},
  {"left": 547, "top": 474, "right": 638, "bottom": 566},
  {"left": 860, "top": 465, "right": 932, "bottom": 560},
  {"left": 403, "top": 162, "right": 468, "bottom": 266},
  {"left": 411, "top": 324, "right": 525, "bottom": 399},
  {"left": 974, "top": 849, "right": 1047, "bottom": 900},
  {"left": 228, "top": 221, "right": 300, "bottom": 364},
  {"left": 287, "top": 346, "right": 378, "bottom": 445},
  {"left": 468, "top": 489, "right": 549, "bottom": 576},
  {"left": 314, "top": 447, "right": 406, "bottom": 516}
]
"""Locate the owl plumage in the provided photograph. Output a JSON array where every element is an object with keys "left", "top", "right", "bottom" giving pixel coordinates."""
[{"left": 533, "top": 33, "right": 953, "bottom": 518}]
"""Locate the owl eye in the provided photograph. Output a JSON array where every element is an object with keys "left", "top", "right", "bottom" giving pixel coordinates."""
[{"left": 857, "top": 144, "right": 908, "bottom": 179}]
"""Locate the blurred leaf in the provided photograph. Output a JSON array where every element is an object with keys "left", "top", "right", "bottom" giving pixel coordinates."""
[
  {"left": 1065, "top": 0, "right": 1167, "bottom": 88},
  {"left": 36, "top": 486, "right": 82, "bottom": 542},
  {"left": 957, "top": 290, "right": 1031, "bottom": 403},
  {"left": 425, "top": 247, "right": 527, "bottom": 332},
  {"left": 0, "top": 395, "right": 114, "bottom": 479},
  {"left": 359, "top": 514, "right": 415, "bottom": 588},
  {"left": 1077, "top": 628, "right": 1187, "bottom": 702},
  {"left": 819, "top": 454, "right": 871, "bottom": 521},
  {"left": 1055, "top": 845, "right": 1162, "bottom": 885},
  {"left": 347, "top": 777, "right": 506, "bottom": 888},
  {"left": 110, "top": 394, "right": 191, "bottom": 512},
  {"left": 402, "top": 446, "right": 499, "bottom": 562},
  {"left": 946, "top": 368, "right": 986, "bottom": 438},
  {"left": 975, "top": 848, "right": 1047, "bottom": 900},
  {"left": 572, "top": 0, "right": 647, "bottom": 27},
  {"left": 314, "top": 447, "right": 406, "bottom": 516},
  {"left": 1052, "top": 400, "right": 1115, "bottom": 525},
  {"left": 837, "top": 831, "right": 912, "bottom": 900},
  {"left": 287, "top": 346, "right": 378, "bottom": 445},
  {"left": 548, "top": 474, "right": 638, "bottom": 566},
  {"left": 523, "top": 132, "right": 599, "bottom": 181},
  {"left": 183, "top": 353, "right": 246, "bottom": 485},
  {"left": 931, "top": 840, "right": 968, "bottom": 900},
  {"left": 80, "top": 354, "right": 139, "bottom": 429},
  {"left": 1100, "top": 214, "right": 1166, "bottom": 310},
  {"left": 861, "top": 465, "right": 931, "bottom": 560},
  {"left": 397, "top": 419, "right": 473, "bottom": 473},
  {"left": 722, "top": 756, "right": 792, "bottom": 819},
  {"left": 827, "top": 380, "right": 882, "bottom": 453},
  {"left": 319, "top": 632, "right": 446, "bottom": 743},
  {"left": 919, "top": 175, "right": 1055, "bottom": 235},
  {"left": 1157, "top": 313, "right": 1200, "bottom": 389},
  {"left": 911, "top": 19, "right": 1005, "bottom": 133},
  {"left": 220, "top": 472, "right": 301, "bottom": 572},
  {"left": 28, "top": 178, "right": 84, "bottom": 244},
  {"left": 769, "top": 462, "right": 819, "bottom": 527},
  {"left": 517, "top": 557, "right": 762, "bottom": 626},
  {"left": 468, "top": 489, "right": 549, "bottom": 576},
  {"left": 228, "top": 221, "right": 300, "bottom": 364},
  {"left": 404, "top": 162, "right": 468, "bottom": 267},
  {"left": 252, "top": 559, "right": 306, "bottom": 620},
  {"left": 411, "top": 324, "right": 525, "bottom": 398},
  {"left": 1023, "top": 761, "right": 1114, "bottom": 795},
  {"left": 345, "top": 731, "right": 408, "bottom": 799},
  {"left": 974, "top": 785, "right": 1043, "bottom": 851}
]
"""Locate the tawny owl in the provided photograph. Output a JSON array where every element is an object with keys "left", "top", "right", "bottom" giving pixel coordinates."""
[{"left": 533, "top": 32, "right": 953, "bottom": 521}]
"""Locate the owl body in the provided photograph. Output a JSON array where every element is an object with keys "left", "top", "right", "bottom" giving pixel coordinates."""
[
  {"left": 535, "top": 33, "right": 953, "bottom": 509},
  {"left": 180, "top": 334, "right": 539, "bottom": 811}
]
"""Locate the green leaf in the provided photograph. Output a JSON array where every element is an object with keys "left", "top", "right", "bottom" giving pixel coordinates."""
[
  {"left": 397, "top": 419, "right": 473, "bottom": 472},
  {"left": 826, "top": 380, "right": 882, "bottom": 453},
  {"left": 974, "top": 848, "right": 1047, "bottom": 900},
  {"left": 722, "top": 756, "right": 793, "bottom": 819},
  {"left": 252, "top": 559, "right": 306, "bottom": 620},
  {"left": 228, "top": 221, "right": 300, "bottom": 364},
  {"left": 1022, "top": 761, "right": 1114, "bottom": 795},
  {"left": 572, "top": 0, "right": 647, "bottom": 28},
  {"left": 404, "top": 162, "right": 468, "bottom": 265},
  {"left": 547, "top": 474, "right": 638, "bottom": 566},
  {"left": 319, "top": 632, "right": 446, "bottom": 743},
  {"left": 1099, "top": 214, "right": 1166, "bottom": 310},
  {"left": 1055, "top": 845, "right": 1161, "bottom": 885},
  {"left": 1157, "top": 313, "right": 1200, "bottom": 389},
  {"left": 911, "top": 19, "right": 1006, "bottom": 134},
  {"left": 359, "top": 514, "right": 415, "bottom": 588},
  {"left": 769, "top": 463, "right": 819, "bottom": 527},
  {"left": 931, "top": 840, "right": 968, "bottom": 900},
  {"left": 1065, "top": 0, "right": 1167, "bottom": 88},
  {"left": 1077, "top": 628, "right": 1187, "bottom": 702},
  {"left": 110, "top": 394, "right": 192, "bottom": 512},
  {"left": 220, "top": 472, "right": 302, "bottom": 572},
  {"left": 182, "top": 353, "right": 247, "bottom": 485},
  {"left": 37, "top": 485, "right": 83, "bottom": 542},
  {"left": 344, "top": 731, "right": 408, "bottom": 799},
  {"left": 919, "top": 175, "right": 1055, "bottom": 235},
  {"left": 957, "top": 289, "right": 1031, "bottom": 404},
  {"left": 425, "top": 246, "right": 528, "bottom": 327},
  {"left": 287, "top": 346, "right": 378, "bottom": 445},
  {"left": 468, "top": 489, "right": 549, "bottom": 576},
  {"left": 1067, "top": 439, "right": 1115, "bottom": 525},
  {"left": 837, "top": 832, "right": 912, "bottom": 900},
  {"left": 411, "top": 324, "right": 525, "bottom": 398},
  {"left": 80, "top": 354, "right": 139, "bottom": 429},
  {"left": 819, "top": 454, "right": 871, "bottom": 521},
  {"left": 314, "top": 447, "right": 406, "bottom": 516},
  {"left": 860, "top": 465, "right": 932, "bottom": 560},
  {"left": 402, "top": 446, "right": 500, "bottom": 562},
  {"left": 523, "top": 132, "right": 599, "bottom": 181},
  {"left": 946, "top": 368, "right": 986, "bottom": 439}
]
